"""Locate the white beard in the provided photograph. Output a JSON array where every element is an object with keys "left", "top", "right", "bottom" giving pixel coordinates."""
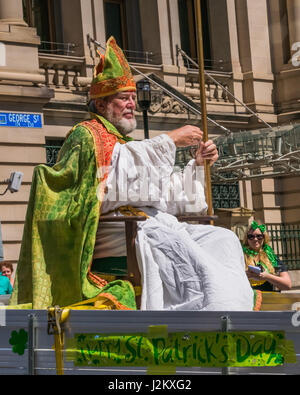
[
  {"left": 115, "top": 116, "right": 137, "bottom": 135},
  {"left": 103, "top": 107, "right": 137, "bottom": 136}
]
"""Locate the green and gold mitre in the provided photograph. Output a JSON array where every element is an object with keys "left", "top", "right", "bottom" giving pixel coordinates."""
[{"left": 90, "top": 36, "right": 136, "bottom": 99}]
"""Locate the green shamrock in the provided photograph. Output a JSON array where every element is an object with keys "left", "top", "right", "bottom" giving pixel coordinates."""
[{"left": 9, "top": 329, "right": 28, "bottom": 355}]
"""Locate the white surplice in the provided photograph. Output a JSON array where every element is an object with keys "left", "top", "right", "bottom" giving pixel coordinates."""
[{"left": 94, "top": 134, "right": 254, "bottom": 311}]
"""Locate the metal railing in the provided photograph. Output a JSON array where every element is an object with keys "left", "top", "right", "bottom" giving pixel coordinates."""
[
  {"left": 45, "top": 141, "right": 64, "bottom": 167},
  {"left": 176, "top": 46, "right": 273, "bottom": 131},
  {"left": 123, "top": 49, "right": 154, "bottom": 65},
  {"left": 39, "top": 41, "right": 77, "bottom": 56},
  {"left": 267, "top": 224, "right": 300, "bottom": 270},
  {"left": 212, "top": 124, "right": 300, "bottom": 181},
  {"left": 175, "top": 146, "right": 240, "bottom": 209},
  {"left": 211, "top": 183, "right": 240, "bottom": 209}
]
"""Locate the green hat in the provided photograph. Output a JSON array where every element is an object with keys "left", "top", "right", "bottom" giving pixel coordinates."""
[{"left": 90, "top": 36, "right": 136, "bottom": 99}]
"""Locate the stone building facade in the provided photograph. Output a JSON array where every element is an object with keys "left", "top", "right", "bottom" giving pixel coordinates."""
[{"left": 0, "top": 0, "right": 299, "bottom": 281}]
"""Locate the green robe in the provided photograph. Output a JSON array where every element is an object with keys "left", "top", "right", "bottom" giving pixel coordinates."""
[{"left": 10, "top": 115, "right": 136, "bottom": 310}]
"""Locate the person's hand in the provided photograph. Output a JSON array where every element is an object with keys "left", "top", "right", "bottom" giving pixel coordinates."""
[
  {"left": 246, "top": 268, "right": 270, "bottom": 281},
  {"left": 258, "top": 270, "right": 271, "bottom": 281},
  {"left": 167, "top": 125, "right": 203, "bottom": 147},
  {"left": 246, "top": 270, "right": 261, "bottom": 281},
  {"left": 195, "top": 140, "right": 219, "bottom": 166}
]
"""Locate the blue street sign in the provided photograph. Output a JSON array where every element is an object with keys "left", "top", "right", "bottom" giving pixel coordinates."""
[{"left": 0, "top": 112, "right": 42, "bottom": 128}]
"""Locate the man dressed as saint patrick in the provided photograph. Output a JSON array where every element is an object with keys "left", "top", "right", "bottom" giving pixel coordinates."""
[{"left": 10, "top": 37, "right": 255, "bottom": 312}]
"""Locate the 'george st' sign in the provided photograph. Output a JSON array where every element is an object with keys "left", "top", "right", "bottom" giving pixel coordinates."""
[{"left": 0, "top": 112, "right": 42, "bottom": 128}]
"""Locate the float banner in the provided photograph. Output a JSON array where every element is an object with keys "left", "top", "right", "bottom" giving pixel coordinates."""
[{"left": 66, "top": 331, "right": 296, "bottom": 368}]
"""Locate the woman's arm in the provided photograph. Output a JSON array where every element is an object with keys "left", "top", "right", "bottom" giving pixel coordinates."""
[
  {"left": 259, "top": 270, "right": 292, "bottom": 290},
  {"left": 248, "top": 270, "right": 292, "bottom": 290}
]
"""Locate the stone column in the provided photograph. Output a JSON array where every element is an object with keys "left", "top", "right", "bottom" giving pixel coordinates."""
[
  {"left": 139, "top": 0, "right": 172, "bottom": 65},
  {"left": 235, "top": 0, "right": 275, "bottom": 117},
  {"left": 0, "top": 0, "right": 27, "bottom": 26},
  {"left": 286, "top": 0, "right": 300, "bottom": 47},
  {"left": 226, "top": 0, "right": 242, "bottom": 75},
  {"left": 166, "top": 0, "right": 182, "bottom": 66},
  {"left": 276, "top": 0, "right": 300, "bottom": 123},
  {"left": 139, "top": 0, "right": 187, "bottom": 86},
  {"left": 0, "top": 0, "right": 41, "bottom": 73}
]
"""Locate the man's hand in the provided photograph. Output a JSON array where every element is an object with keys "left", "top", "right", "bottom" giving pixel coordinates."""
[
  {"left": 167, "top": 125, "right": 203, "bottom": 147},
  {"left": 195, "top": 140, "right": 218, "bottom": 166}
]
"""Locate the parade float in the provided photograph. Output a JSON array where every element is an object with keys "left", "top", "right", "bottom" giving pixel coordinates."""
[{"left": 0, "top": 0, "right": 300, "bottom": 376}]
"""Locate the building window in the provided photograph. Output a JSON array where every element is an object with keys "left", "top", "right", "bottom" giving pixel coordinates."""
[
  {"left": 104, "top": 0, "right": 145, "bottom": 63},
  {"left": 23, "top": 0, "right": 65, "bottom": 54},
  {"left": 212, "top": 183, "right": 240, "bottom": 209},
  {"left": 104, "top": 0, "right": 127, "bottom": 50},
  {"left": 178, "top": 0, "right": 211, "bottom": 69},
  {"left": 279, "top": 0, "right": 291, "bottom": 64},
  {"left": 45, "top": 139, "right": 64, "bottom": 167},
  {"left": 175, "top": 147, "right": 240, "bottom": 209}
]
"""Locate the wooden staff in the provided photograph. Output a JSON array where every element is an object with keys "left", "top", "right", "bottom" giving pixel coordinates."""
[{"left": 194, "top": 0, "right": 214, "bottom": 220}]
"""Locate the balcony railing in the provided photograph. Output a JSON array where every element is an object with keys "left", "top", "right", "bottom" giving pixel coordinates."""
[
  {"left": 175, "top": 146, "right": 240, "bottom": 209},
  {"left": 39, "top": 53, "right": 86, "bottom": 90},
  {"left": 184, "top": 70, "right": 233, "bottom": 103},
  {"left": 36, "top": 50, "right": 234, "bottom": 110},
  {"left": 123, "top": 49, "right": 155, "bottom": 65},
  {"left": 45, "top": 140, "right": 64, "bottom": 167},
  {"left": 39, "top": 41, "right": 77, "bottom": 56}
]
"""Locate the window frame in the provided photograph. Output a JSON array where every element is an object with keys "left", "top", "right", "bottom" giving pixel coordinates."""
[
  {"left": 178, "top": 0, "right": 211, "bottom": 68},
  {"left": 23, "top": 0, "right": 61, "bottom": 53},
  {"left": 104, "top": 0, "right": 128, "bottom": 50}
]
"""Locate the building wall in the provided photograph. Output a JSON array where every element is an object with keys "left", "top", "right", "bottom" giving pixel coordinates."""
[
  {"left": 252, "top": 176, "right": 300, "bottom": 225},
  {"left": 0, "top": 1, "right": 54, "bottom": 269}
]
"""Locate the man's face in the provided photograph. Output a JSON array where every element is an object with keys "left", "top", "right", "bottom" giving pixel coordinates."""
[{"left": 97, "top": 91, "right": 137, "bottom": 135}]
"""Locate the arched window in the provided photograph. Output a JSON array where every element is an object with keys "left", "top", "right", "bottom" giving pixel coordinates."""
[{"left": 178, "top": 0, "right": 211, "bottom": 68}]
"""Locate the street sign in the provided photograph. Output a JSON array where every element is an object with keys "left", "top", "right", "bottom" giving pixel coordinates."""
[{"left": 0, "top": 112, "right": 42, "bottom": 128}]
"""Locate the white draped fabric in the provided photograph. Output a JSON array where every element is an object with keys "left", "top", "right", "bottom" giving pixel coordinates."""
[{"left": 94, "top": 134, "right": 254, "bottom": 311}]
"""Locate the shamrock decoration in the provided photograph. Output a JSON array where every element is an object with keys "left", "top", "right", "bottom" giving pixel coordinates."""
[{"left": 9, "top": 329, "right": 28, "bottom": 355}]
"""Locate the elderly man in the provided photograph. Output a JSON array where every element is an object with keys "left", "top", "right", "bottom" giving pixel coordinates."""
[{"left": 10, "top": 37, "right": 255, "bottom": 311}]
